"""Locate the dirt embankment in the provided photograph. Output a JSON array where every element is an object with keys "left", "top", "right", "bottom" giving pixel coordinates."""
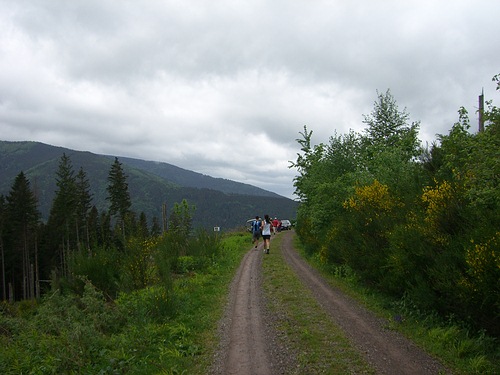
[{"left": 210, "top": 231, "right": 451, "bottom": 374}]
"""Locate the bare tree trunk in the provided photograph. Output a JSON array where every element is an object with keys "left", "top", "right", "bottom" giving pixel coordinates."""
[
  {"left": 35, "top": 236, "right": 40, "bottom": 299},
  {"left": 1, "top": 240, "right": 5, "bottom": 301},
  {"left": 9, "top": 282, "right": 14, "bottom": 303},
  {"left": 30, "top": 263, "right": 35, "bottom": 300},
  {"left": 23, "top": 228, "right": 28, "bottom": 300},
  {"left": 86, "top": 220, "right": 91, "bottom": 256},
  {"left": 60, "top": 238, "right": 66, "bottom": 279},
  {"left": 76, "top": 220, "right": 81, "bottom": 252}
]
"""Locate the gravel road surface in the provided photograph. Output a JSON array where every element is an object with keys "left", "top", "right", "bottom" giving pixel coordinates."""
[{"left": 210, "top": 231, "right": 451, "bottom": 374}]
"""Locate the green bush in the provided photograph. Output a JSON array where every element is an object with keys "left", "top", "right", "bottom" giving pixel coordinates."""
[
  {"left": 0, "top": 280, "right": 124, "bottom": 374},
  {"left": 116, "top": 285, "right": 177, "bottom": 323},
  {"left": 71, "top": 246, "right": 122, "bottom": 298}
]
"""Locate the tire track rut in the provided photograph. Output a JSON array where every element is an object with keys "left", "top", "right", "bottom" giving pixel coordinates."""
[
  {"left": 280, "top": 231, "right": 451, "bottom": 374},
  {"left": 211, "top": 232, "right": 451, "bottom": 374}
]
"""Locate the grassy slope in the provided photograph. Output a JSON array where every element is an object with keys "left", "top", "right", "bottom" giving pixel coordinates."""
[{"left": 0, "top": 232, "right": 250, "bottom": 375}]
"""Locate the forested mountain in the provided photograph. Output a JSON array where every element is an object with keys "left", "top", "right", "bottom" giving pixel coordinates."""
[
  {"left": 0, "top": 140, "right": 297, "bottom": 230},
  {"left": 119, "top": 156, "right": 282, "bottom": 197}
]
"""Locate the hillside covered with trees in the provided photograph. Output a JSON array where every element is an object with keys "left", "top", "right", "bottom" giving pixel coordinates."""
[
  {"left": 290, "top": 75, "right": 500, "bottom": 338},
  {"left": 0, "top": 141, "right": 297, "bottom": 230},
  {"left": 0, "top": 136, "right": 298, "bottom": 371},
  {"left": 0, "top": 144, "right": 297, "bottom": 302}
]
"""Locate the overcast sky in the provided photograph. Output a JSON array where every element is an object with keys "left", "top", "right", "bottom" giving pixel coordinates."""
[{"left": 1, "top": 1, "right": 498, "bottom": 199}]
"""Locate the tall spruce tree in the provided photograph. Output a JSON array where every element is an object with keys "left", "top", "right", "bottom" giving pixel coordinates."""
[
  {"left": 75, "top": 167, "right": 93, "bottom": 252},
  {"left": 47, "top": 153, "right": 77, "bottom": 277},
  {"left": 5, "top": 172, "right": 40, "bottom": 300},
  {"left": 106, "top": 157, "right": 131, "bottom": 240}
]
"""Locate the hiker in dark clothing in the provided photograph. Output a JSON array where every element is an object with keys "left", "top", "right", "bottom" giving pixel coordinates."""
[{"left": 251, "top": 216, "right": 261, "bottom": 249}]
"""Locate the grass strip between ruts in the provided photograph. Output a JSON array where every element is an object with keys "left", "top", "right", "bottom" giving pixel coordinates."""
[{"left": 261, "top": 232, "right": 375, "bottom": 374}]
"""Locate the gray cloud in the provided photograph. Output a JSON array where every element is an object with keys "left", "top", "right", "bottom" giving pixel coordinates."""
[{"left": 1, "top": 0, "right": 499, "bottom": 199}]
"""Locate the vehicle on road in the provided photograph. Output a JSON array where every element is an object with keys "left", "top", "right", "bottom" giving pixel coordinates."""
[{"left": 280, "top": 219, "right": 292, "bottom": 230}]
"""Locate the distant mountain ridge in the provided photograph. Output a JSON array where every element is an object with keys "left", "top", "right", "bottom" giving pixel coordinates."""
[
  {"left": 0, "top": 140, "right": 298, "bottom": 230},
  {"left": 117, "top": 156, "right": 281, "bottom": 198}
]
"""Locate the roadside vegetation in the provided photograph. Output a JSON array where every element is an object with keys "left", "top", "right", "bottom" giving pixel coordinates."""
[
  {"left": 1, "top": 226, "right": 498, "bottom": 373},
  {"left": 0, "top": 229, "right": 250, "bottom": 374},
  {"left": 289, "top": 74, "right": 500, "bottom": 373},
  {"left": 293, "top": 235, "right": 499, "bottom": 374}
]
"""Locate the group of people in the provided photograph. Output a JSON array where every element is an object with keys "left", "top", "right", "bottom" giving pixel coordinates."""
[{"left": 251, "top": 214, "right": 277, "bottom": 254}]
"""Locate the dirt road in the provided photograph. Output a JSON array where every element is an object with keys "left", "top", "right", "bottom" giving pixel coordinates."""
[
  {"left": 210, "top": 231, "right": 450, "bottom": 374},
  {"left": 221, "top": 246, "right": 272, "bottom": 375}
]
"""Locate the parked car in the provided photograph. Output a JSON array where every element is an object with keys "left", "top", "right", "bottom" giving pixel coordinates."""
[{"left": 280, "top": 219, "right": 292, "bottom": 230}]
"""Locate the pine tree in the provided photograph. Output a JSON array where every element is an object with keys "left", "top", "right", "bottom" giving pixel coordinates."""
[
  {"left": 106, "top": 157, "right": 131, "bottom": 240},
  {"left": 5, "top": 172, "right": 40, "bottom": 300},
  {"left": 75, "top": 167, "right": 93, "bottom": 252},
  {"left": 47, "top": 154, "right": 77, "bottom": 277}
]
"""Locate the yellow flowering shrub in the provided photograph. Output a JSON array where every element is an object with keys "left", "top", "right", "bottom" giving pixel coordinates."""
[
  {"left": 319, "top": 244, "right": 329, "bottom": 264},
  {"left": 343, "top": 179, "right": 395, "bottom": 216},
  {"left": 420, "top": 179, "right": 458, "bottom": 245},
  {"left": 421, "top": 180, "right": 454, "bottom": 222},
  {"left": 465, "top": 232, "right": 500, "bottom": 286},
  {"left": 125, "top": 237, "right": 160, "bottom": 288}
]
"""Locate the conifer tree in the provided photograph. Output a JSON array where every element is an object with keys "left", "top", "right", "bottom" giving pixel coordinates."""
[
  {"left": 5, "top": 172, "right": 40, "bottom": 300},
  {"left": 47, "top": 153, "right": 77, "bottom": 277},
  {"left": 75, "top": 167, "right": 93, "bottom": 252},
  {"left": 106, "top": 157, "right": 131, "bottom": 240}
]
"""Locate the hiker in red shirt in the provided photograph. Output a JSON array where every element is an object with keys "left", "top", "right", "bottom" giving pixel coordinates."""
[{"left": 272, "top": 217, "right": 280, "bottom": 234}]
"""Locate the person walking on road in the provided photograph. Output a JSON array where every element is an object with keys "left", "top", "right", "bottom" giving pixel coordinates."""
[
  {"left": 261, "top": 214, "right": 274, "bottom": 254},
  {"left": 272, "top": 217, "right": 280, "bottom": 234},
  {"left": 251, "top": 216, "right": 261, "bottom": 249}
]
